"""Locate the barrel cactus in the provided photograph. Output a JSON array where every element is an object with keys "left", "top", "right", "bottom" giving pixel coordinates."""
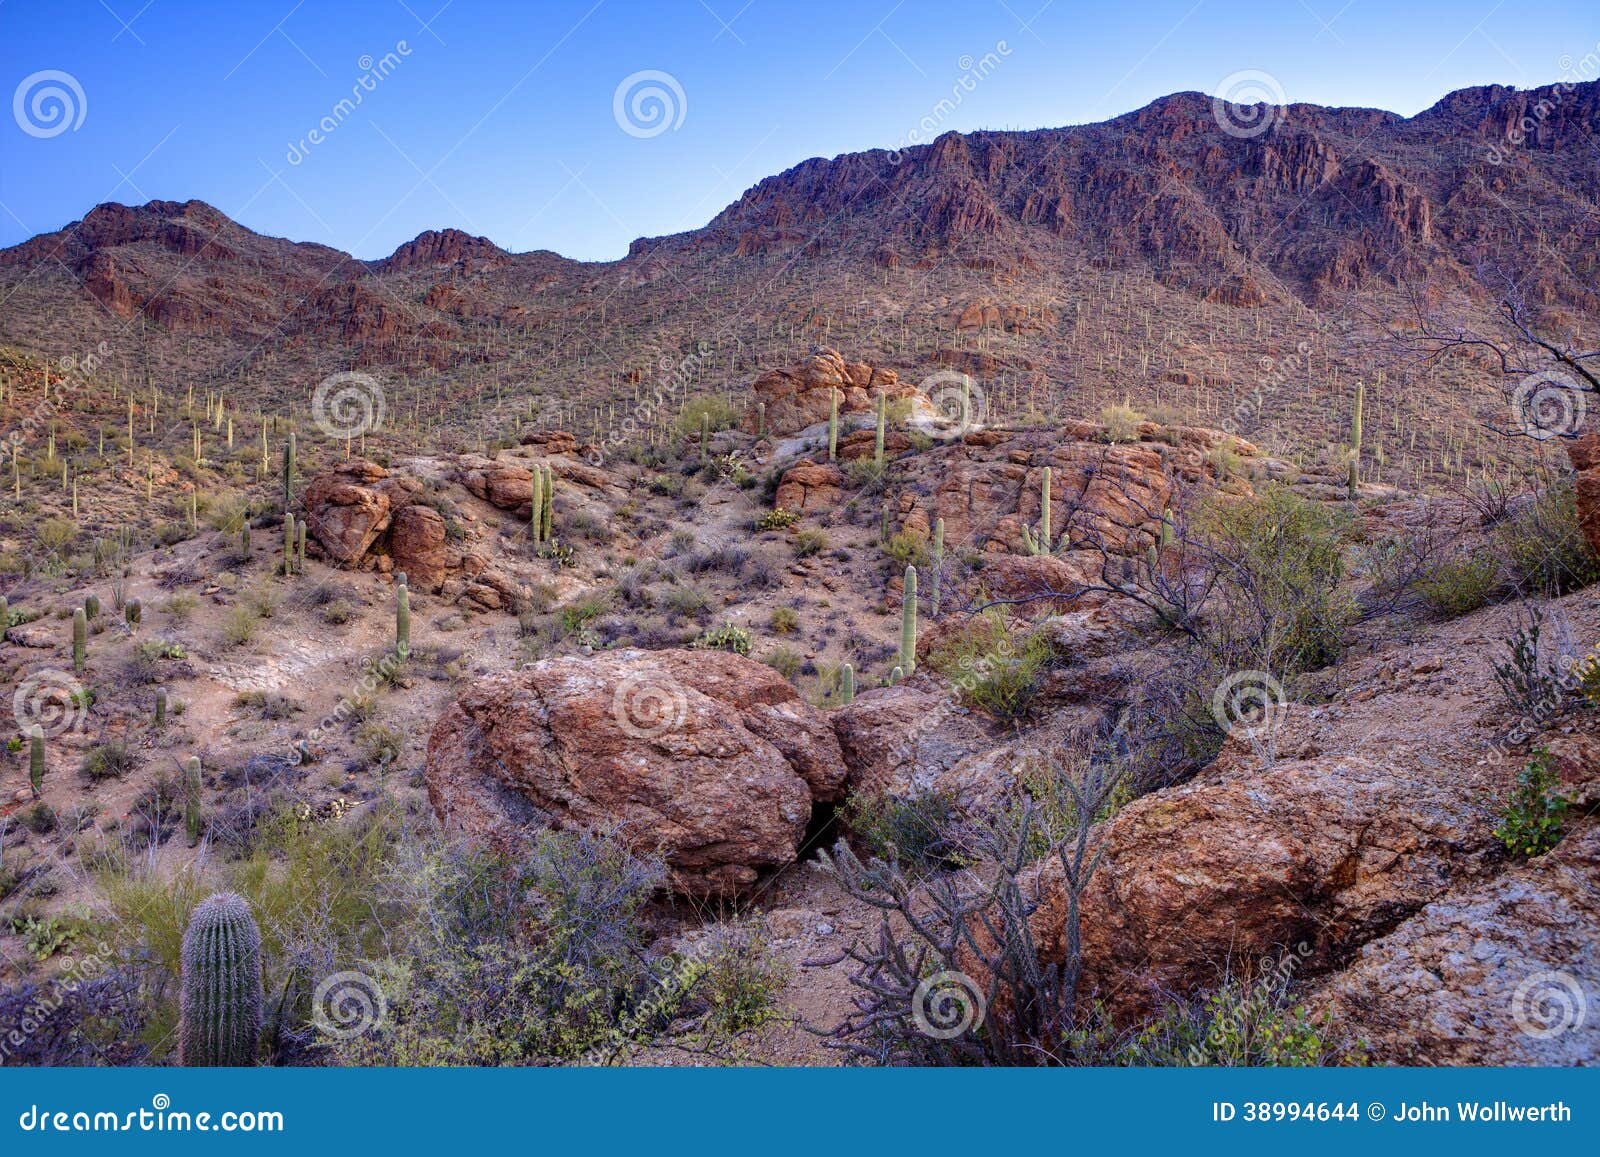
[{"left": 178, "top": 892, "right": 263, "bottom": 1066}]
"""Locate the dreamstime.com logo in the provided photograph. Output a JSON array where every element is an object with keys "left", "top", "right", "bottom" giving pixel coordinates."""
[
  {"left": 1510, "top": 370, "right": 1586, "bottom": 441},
  {"left": 920, "top": 370, "right": 987, "bottom": 435},
  {"left": 1210, "top": 670, "right": 1287, "bottom": 739},
  {"left": 1511, "top": 970, "right": 1588, "bottom": 1041},
  {"left": 13, "top": 70, "right": 87, "bottom": 138},
  {"left": 13, "top": 668, "right": 89, "bottom": 737},
  {"left": 613, "top": 70, "right": 686, "bottom": 138},
  {"left": 1211, "top": 70, "right": 1286, "bottom": 139},
  {"left": 16, "top": 1095, "right": 283, "bottom": 1134},
  {"left": 911, "top": 970, "right": 987, "bottom": 1040},
  {"left": 312, "top": 970, "right": 388, "bottom": 1039},
  {"left": 312, "top": 371, "right": 386, "bottom": 440},
  {"left": 612, "top": 671, "right": 688, "bottom": 739}
]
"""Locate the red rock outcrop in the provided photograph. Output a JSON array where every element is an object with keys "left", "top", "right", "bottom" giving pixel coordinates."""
[
  {"left": 1566, "top": 433, "right": 1600, "bottom": 556},
  {"left": 424, "top": 650, "right": 847, "bottom": 897},
  {"left": 773, "top": 460, "right": 844, "bottom": 514},
  {"left": 742, "top": 347, "right": 918, "bottom": 436}
]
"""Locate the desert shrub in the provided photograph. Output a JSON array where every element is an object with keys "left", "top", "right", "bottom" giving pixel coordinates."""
[
  {"left": 922, "top": 609, "right": 1057, "bottom": 720},
  {"left": 1115, "top": 965, "right": 1362, "bottom": 1066},
  {"left": 1496, "top": 481, "right": 1600, "bottom": 595},
  {"left": 22, "top": 802, "right": 56, "bottom": 834},
  {"left": 819, "top": 751, "right": 1123, "bottom": 1065},
  {"left": 1491, "top": 607, "right": 1576, "bottom": 719},
  {"left": 1192, "top": 483, "right": 1352, "bottom": 676},
  {"left": 80, "top": 741, "right": 136, "bottom": 782},
  {"left": 355, "top": 721, "right": 403, "bottom": 769},
  {"left": 770, "top": 606, "right": 800, "bottom": 634},
  {"left": 1415, "top": 553, "right": 1500, "bottom": 619},
  {"left": 648, "top": 473, "right": 684, "bottom": 498},
  {"left": 845, "top": 787, "right": 961, "bottom": 873},
  {"left": 659, "top": 583, "right": 710, "bottom": 620},
  {"left": 560, "top": 591, "right": 614, "bottom": 634},
  {"left": 689, "top": 924, "right": 790, "bottom": 1036},
  {"left": 160, "top": 593, "right": 198, "bottom": 622},
  {"left": 321, "top": 599, "right": 354, "bottom": 625},
  {"left": 1099, "top": 404, "right": 1146, "bottom": 443},
  {"left": 234, "top": 690, "right": 302, "bottom": 720},
  {"left": 882, "top": 530, "right": 929, "bottom": 569},
  {"left": 794, "top": 529, "right": 828, "bottom": 558},
  {"left": 686, "top": 543, "right": 749, "bottom": 576},
  {"left": 693, "top": 622, "right": 752, "bottom": 655},
  {"left": 220, "top": 604, "right": 260, "bottom": 647},
  {"left": 1494, "top": 747, "right": 1568, "bottom": 858},
  {"left": 764, "top": 646, "right": 802, "bottom": 682},
  {"left": 37, "top": 517, "right": 76, "bottom": 554},
  {"left": 0, "top": 968, "right": 150, "bottom": 1066},
  {"left": 328, "top": 825, "right": 666, "bottom": 1065},
  {"left": 755, "top": 508, "right": 799, "bottom": 531},
  {"left": 674, "top": 395, "right": 740, "bottom": 439}
]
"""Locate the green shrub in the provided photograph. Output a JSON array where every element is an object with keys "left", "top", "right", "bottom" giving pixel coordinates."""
[
  {"left": 220, "top": 605, "right": 260, "bottom": 647},
  {"left": 793, "top": 528, "right": 828, "bottom": 558},
  {"left": 674, "top": 395, "right": 740, "bottom": 439},
  {"left": 1494, "top": 748, "right": 1568, "bottom": 858},
  {"left": 1114, "top": 966, "right": 1363, "bottom": 1066},
  {"left": 691, "top": 924, "right": 790, "bottom": 1036},
  {"left": 769, "top": 606, "right": 799, "bottom": 634},
  {"left": 882, "top": 530, "right": 928, "bottom": 569},
  {"left": 922, "top": 610, "right": 1058, "bottom": 720},
  {"left": 845, "top": 787, "right": 960, "bottom": 873},
  {"left": 1099, "top": 404, "right": 1146, "bottom": 443},
  {"left": 81, "top": 741, "right": 136, "bottom": 782},
  {"left": 1496, "top": 481, "right": 1600, "bottom": 595},
  {"left": 1416, "top": 554, "right": 1501, "bottom": 618},
  {"left": 1193, "top": 484, "right": 1352, "bottom": 676},
  {"left": 764, "top": 645, "right": 801, "bottom": 682}
]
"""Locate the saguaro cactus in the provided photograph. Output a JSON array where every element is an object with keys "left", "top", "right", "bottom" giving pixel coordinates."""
[
  {"left": 396, "top": 581, "right": 411, "bottom": 659},
  {"left": 178, "top": 893, "right": 264, "bottom": 1067},
  {"left": 72, "top": 608, "right": 86, "bottom": 673},
  {"left": 281, "top": 433, "right": 296, "bottom": 513},
  {"left": 282, "top": 513, "right": 296, "bottom": 576},
  {"left": 756, "top": 401, "right": 766, "bottom": 439},
  {"left": 1347, "top": 380, "right": 1364, "bottom": 501},
  {"left": 84, "top": 593, "right": 99, "bottom": 619},
  {"left": 28, "top": 726, "right": 44, "bottom": 798},
  {"left": 827, "top": 388, "right": 839, "bottom": 461},
  {"left": 1021, "top": 467, "right": 1055, "bottom": 555},
  {"left": 296, "top": 521, "right": 307, "bottom": 572},
  {"left": 125, "top": 598, "right": 142, "bottom": 631},
  {"left": 841, "top": 663, "right": 855, "bottom": 705},
  {"left": 900, "top": 565, "right": 918, "bottom": 676},
  {"left": 874, "top": 392, "right": 886, "bottom": 469},
  {"left": 184, "top": 756, "right": 204, "bottom": 844},
  {"left": 155, "top": 687, "right": 168, "bottom": 726},
  {"left": 540, "top": 465, "right": 555, "bottom": 542},
  {"left": 530, "top": 466, "right": 544, "bottom": 546}
]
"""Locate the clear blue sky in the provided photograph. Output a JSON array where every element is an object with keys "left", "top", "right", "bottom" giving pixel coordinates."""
[{"left": 2, "top": 0, "right": 1595, "bottom": 261}]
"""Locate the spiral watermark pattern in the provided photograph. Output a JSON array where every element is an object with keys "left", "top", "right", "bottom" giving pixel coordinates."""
[
  {"left": 1210, "top": 670, "right": 1286, "bottom": 739},
  {"left": 612, "top": 672, "right": 688, "bottom": 739},
  {"left": 911, "top": 970, "right": 986, "bottom": 1039},
  {"left": 13, "top": 668, "right": 88, "bottom": 737},
  {"left": 13, "top": 70, "right": 87, "bottom": 139},
  {"left": 921, "top": 370, "right": 987, "bottom": 434},
  {"left": 613, "top": 70, "right": 687, "bottom": 139},
  {"left": 1511, "top": 970, "right": 1587, "bottom": 1040},
  {"left": 311, "top": 970, "right": 388, "bottom": 1039},
  {"left": 1510, "top": 371, "right": 1586, "bottom": 440},
  {"left": 1211, "top": 70, "right": 1286, "bottom": 139},
  {"left": 312, "top": 371, "right": 386, "bottom": 439}
]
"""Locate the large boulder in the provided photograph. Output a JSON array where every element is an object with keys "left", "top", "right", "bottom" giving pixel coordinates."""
[
  {"left": 1566, "top": 433, "right": 1600, "bottom": 556},
  {"left": 742, "top": 347, "right": 918, "bottom": 436},
  {"left": 425, "top": 649, "right": 847, "bottom": 897},
  {"left": 1310, "top": 819, "right": 1599, "bottom": 1065},
  {"left": 831, "top": 682, "right": 991, "bottom": 800},
  {"left": 302, "top": 460, "right": 420, "bottom": 564}
]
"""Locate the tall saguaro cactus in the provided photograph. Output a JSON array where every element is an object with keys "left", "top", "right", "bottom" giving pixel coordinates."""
[
  {"left": 178, "top": 893, "right": 264, "bottom": 1067},
  {"left": 1021, "top": 467, "right": 1057, "bottom": 555},
  {"left": 72, "top": 608, "right": 86, "bottom": 673},
  {"left": 28, "top": 726, "right": 44, "bottom": 798},
  {"left": 900, "top": 565, "right": 918, "bottom": 676},
  {"left": 396, "top": 581, "right": 411, "bottom": 660},
  {"left": 1347, "top": 380, "right": 1364, "bottom": 501},
  {"left": 281, "top": 433, "right": 296, "bottom": 513},
  {"left": 827, "top": 388, "right": 839, "bottom": 462},
  {"left": 184, "top": 756, "right": 204, "bottom": 844},
  {"left": 840, "top": 663, "right": 855, "bottom": 705}
]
